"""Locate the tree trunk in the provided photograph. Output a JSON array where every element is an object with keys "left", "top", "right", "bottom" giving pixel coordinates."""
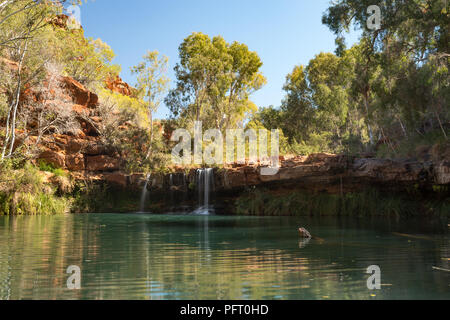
[
  {"left": 397, "top": 116, "right": 408, "bottom": 138},
  {"left": 435, "top": 109, "right": 447, "bottom": 140},
  {"left": 144, "top": 110, "right": 154, "bottom": 161},
  {"left": 1, "top": 100, "right": 13, "bottom": 160},
  {"left": 1, "top": 40, "right": 27, "bottom": 161},
  {"left": 363, "top": 93, "right": 374, "bottom": 145}
]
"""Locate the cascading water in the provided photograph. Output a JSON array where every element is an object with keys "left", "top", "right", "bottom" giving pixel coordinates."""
[
  {"left": 195, "top": 168, "right": 214, "bottom": 215},
  {"left": 139, "top": 174, "right": 150, "bottom": 213}
]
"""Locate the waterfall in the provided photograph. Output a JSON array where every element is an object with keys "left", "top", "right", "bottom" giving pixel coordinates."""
[
  {"left": 197, "top": 169, "right": 203, "bottom": 205},
  {"left": 203, "top": 168, "right": 213, "bottom": 207},
  {"left": 139, "top": 174, "right": 150, "bottom": 213},
  {"left": 195, "top": 168, "right": 214, "bottom": 214}
]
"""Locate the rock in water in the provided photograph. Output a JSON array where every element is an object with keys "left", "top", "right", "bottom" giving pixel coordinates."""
[{"left": 298, "top": 227, "right": 312, "bottom": 239}]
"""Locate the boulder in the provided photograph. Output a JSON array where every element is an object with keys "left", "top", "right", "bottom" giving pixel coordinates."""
[
  {"left": 61, "top": 76, "right": 98, "bottom": 108},
  {"left": 86, "top": 155, "right": 120, "bottom": 171},
  {"left": 223, "top": 168, "right": 247, "bottom": 189},
  {"left": 72, "top": 104, "right": 90, "bottom": 116},
  {"left": 38, "top": 150, "right": 65, "bottom": 168},
  {"left": 66, "top": 154, "right": 85, "bottom": 171},
  {"left": 304, "top": 153, "right": 336, "bottom": 164},
  {"left": 84, "top": 143, "right": 106, "bottom": 156},
  {"left": 352, "top": 159, "right": 392, "bottom": 179},
  {"left": 244, "top": 167, "right": 260, "bottom": 185},
  {"left": 79, "top": 119, "right": 99, "bottom": 136},
  {"left": 54, "top": 135, "right": 69, "bottom": 146},
  {"left": 66, "top": 138, "right": 86, "bottom": 153},
  {"left": 105, "top": 76, "right": 133, "bottom": 96},
  {"left": 103, "top": 172, "right": 128, "bottom": 188},
  {"left": 49, "top": 14, "right": 80, "bottom": 30},
  {"left": 352, "top": 158, "right": 426, "bottom": 182}
]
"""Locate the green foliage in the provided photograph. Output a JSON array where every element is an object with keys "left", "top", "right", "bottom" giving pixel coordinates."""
[
  {"left": 131, "top": 50, "right": 170, "bottom": 162},
  {"left": 235, "top": 188, "right": 448, "bottom": 217},
  {"left": 248, "top": 1, "right": 448, "bottom": 157},
  {"left": 131, "top": 50, "right": 169, "bottom": 115},
  {"left": 98, "top": 88, "right": 148, "bottom": 125},
  {"left": 320, "top": 0, "right": 448, "bottom": 151},
  {"left": 96, "top": 88, "right": 171, "bottom": 173},
  {"left": 252, "top": 37, "right": 447, "bottom": 157},
  {"left": 249, "top": 49, "right": 372, "bottom": 155},
  {"left": 70, "top": 180, "right": 109, "bottom": 213},
  {"left": 376, "top": 129, "right": 449, "bottom": 160},
  {"left": 0, "top": 92, "right": 7, "bottom": 118},
  {"left": 0, "top": 1, "right": 100, "bottom": 162},
  {"left": 38, "top": 160, "right": 68, "bottom": 177},
  {"left": 166, "top": 32, "right": 266, "bottom": 130},
  {"left": 71, "top": 181, "right": 141, "bottom": 213},
  {"left": 0, "top": 162, "right": 69, "bottom": 215},
  {"left": 322, "top": 0, "right": 449, "bottom": 60},
  {"left": 48, "top": 26, "right": 121, "bottom": 88}
]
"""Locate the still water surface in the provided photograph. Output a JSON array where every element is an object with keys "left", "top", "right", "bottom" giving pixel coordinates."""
[{"left": 0, "top": 213, "right": 449, "bottom": 300}]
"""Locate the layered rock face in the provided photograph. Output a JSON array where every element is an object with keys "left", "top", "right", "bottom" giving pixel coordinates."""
[
  {"left": 135, "top": 154, "right": 449, "bottom": 195},
  {"left": 32, "top": 76, "right": 121, "bottom": 174},
  {"left": 0, "top": 60, "right": 127, "bottom": 176},
  {"left": 1, "top": 55, "right": 142, "bottom": 185}
]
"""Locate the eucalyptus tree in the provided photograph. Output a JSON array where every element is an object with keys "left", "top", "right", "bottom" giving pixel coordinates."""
[
  {"left": 323, "top": 0, "right": 449, "bottom": 141},
  {"left": 166, "top": 32, "right": 266, "bottom": 131},
  {"left": 323, "top": 0, "right": 448, "bottom": 58},
  {"left": 0, "top": 0, "right": 63, "bottom": 160},
  {"left": 279, "top": 65, "right": 313, "bottom": 144},
  {"left": 131, "top": 50, "right": 170, "bottom": 160}
]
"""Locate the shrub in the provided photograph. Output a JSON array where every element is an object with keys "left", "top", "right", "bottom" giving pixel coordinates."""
[
  {"left": 234, "top": 188, "right": 447, "bottom": 217},
  {"left": 0, "top": 162, "right": 69, "bottom": 215},
  {"left": 38, "top": 160, "right": 68, "bottom": 177}
]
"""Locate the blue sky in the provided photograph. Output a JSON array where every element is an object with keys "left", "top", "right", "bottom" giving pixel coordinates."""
[{"left": 78, "top": 0, "right": 360, "bottom": 119}]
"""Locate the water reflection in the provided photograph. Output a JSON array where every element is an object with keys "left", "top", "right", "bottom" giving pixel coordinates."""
[{"left": 0, "top": 214, "right": 449, "bottom": 300}]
